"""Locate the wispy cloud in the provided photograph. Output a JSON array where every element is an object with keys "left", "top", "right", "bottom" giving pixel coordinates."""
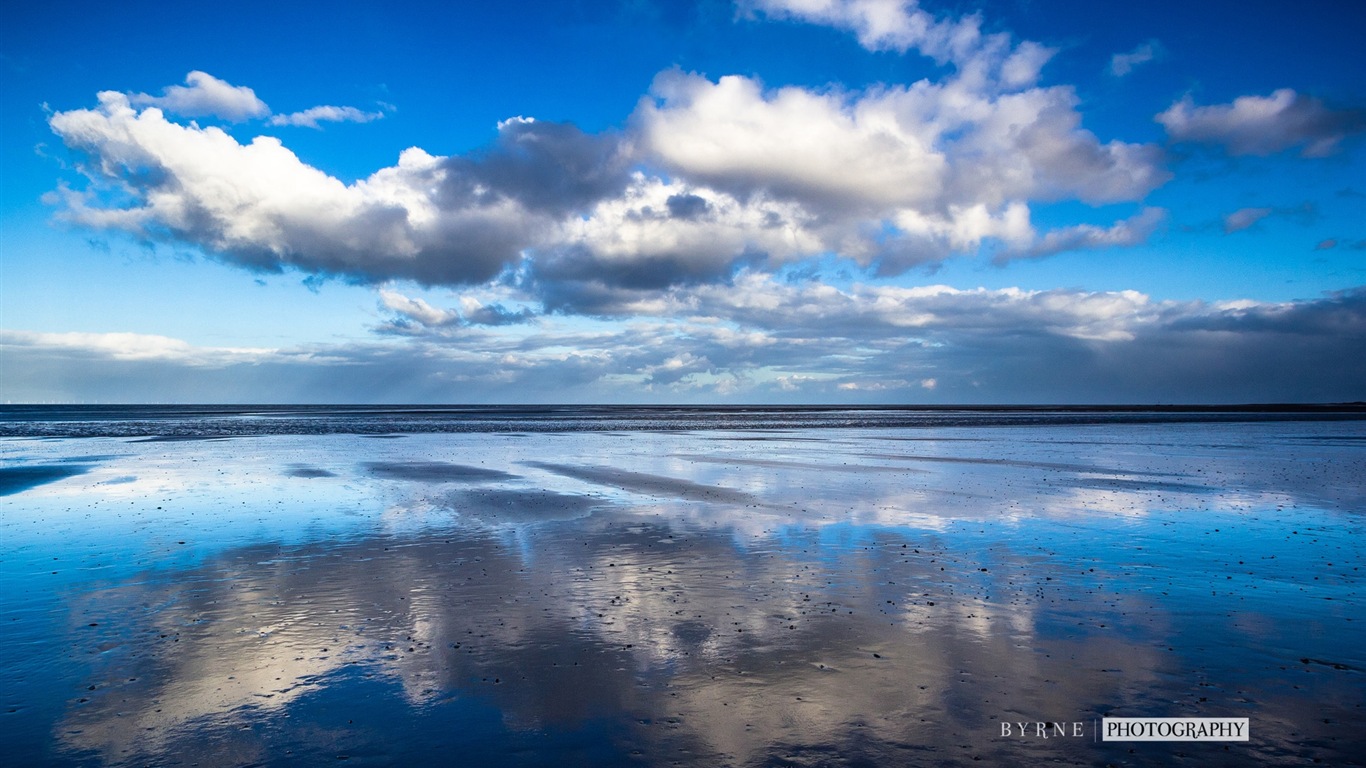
[
  {"left": 1109, "top": 40, "right": 1162, "bottom": 77},
  {"left": 268, "top": 105, "right": 386, "bottom": 128},
  {"left": 0, "top": 329, "right": 279, "bottom": 365},
  {"left": 1005, "top": 208, "right": 1166, "bottom": 262},
  {"left": 1222, "top": 206, "right": 1273, "bottom": 233},
  {"left": 743, "top": 0, "right": 992, "bottom": 62},
  {"left": 1220, "top": 202, "right": 1315, "bottom": 234}
]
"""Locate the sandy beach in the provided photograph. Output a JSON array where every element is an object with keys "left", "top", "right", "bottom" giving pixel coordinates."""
[{"left": 2, "top": 414, "right": 1362, "bottom": 766}]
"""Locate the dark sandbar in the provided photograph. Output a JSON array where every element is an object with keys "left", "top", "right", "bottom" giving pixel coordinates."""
[
  {"left": 443, "top": 488, "right": 604, "bottom": 523},
  {"left": 365, "top": 461, "right": 515, "bottom": 482},
  {"left": 0, "top": 464, "right": 92, "bottom": 496},
  {"left": 285, "top": 465, "right": 336, "bottom": 478}
]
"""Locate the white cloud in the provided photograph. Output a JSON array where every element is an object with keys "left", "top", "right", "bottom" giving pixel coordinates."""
[
  {"left": 680, "top": 272, "right": 1162, "bottom": 341},
  {"left": 407, "top": 270, "right": 1166, "bottom": 343},
  {"left": 1222, "top": 207, "right": 1273, "bottom": 233},
  {"left": 48, "top": 91, "right": 558, "bottom": 284},
  {"left": 128, "top": 71, "right": 269, "bottom": 122},
  {"left": 127, "top": 70, "right": 384, "bottom": 130},
  {"left": 1109, "top": 41, "right": 1161, "bottom": 77},
  {"left": 50, "top": 65, "right": 1169, "bottom": 299},
  {"left": 638, "top": 70, "right": 1166, "bottom": 210},
  {"left": 0, "top": 329, "right": 277, "bottom": 366},
  {"left": 549, "top": 174, "right": 829, "bottom": 284},
  {"left": 268, "top": 105, "right": 386, "bottom": 128},
  {"left": 999, "top": 41, "right": 1055, "bottom": 90},
  {"left": 1010, "top": 207, "right": 1166, "bottom": 261},
  {"left": 24, "top": 6, "right": 1366, "bottom": 405},
  {"left": 744, "top": 0, "right": 1058, "bottom": 95},
  {"left": 744, "top": 0, "right": 990, "bottom": 64},
  {"left": 1157, "top": 89, "right": 1364, "bottom": 157},
  {"left": 378, "top": 289, "right": 460, "bottom": 327},
  {"left": 635, "top": 70, "right": 1166, "bottom": 268},
  {"left": 378, "top": 288, "right": 537, "bottom": 330},
  {"left": 51, "top": 0, "right": 1176, "bottom": 307}
]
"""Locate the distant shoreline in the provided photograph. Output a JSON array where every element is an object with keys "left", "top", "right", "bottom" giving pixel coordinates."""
[
  {"left": 4, "top": 402, "right": 1364, "bottom": 413},
  {"left": 2, "top": 403, "right": 1363, "bottom": 439}
]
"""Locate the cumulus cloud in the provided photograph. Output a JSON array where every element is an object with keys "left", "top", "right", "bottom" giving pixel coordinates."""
[
  {"left": 47, "top": 92, "right": 631, "bottom": 285},
  {"left": 49, "top": 0, "right": 1181, "bottom": 310},
  {"left": 633, "top": 69, "right": 1165, "bottom": 272},
  {"left": 268, "top": 105, "right": 386, "bottom": 128},
  {"left": 128, "top": 71, "right": 269, "bottom": 122},
  {"left": 1109, "top": 40, "right": 1161, "bottom": 77},
  {"left": 638, "top": 70, "right": 1166, "bottom": 210},
  {"left": 544, "top": 174, "right": 828, "bottom": 291},
  {"left": 25, "top": 8, "right": 1366, "bottom": 405},
  {"left": 50, "top": 60, "right": 1169, "bottom": 299},
  {"left": 452, "top": 116, "right": 633, "bottom": 217},
  {"left": 1157, "top": 89, "right": 1365, "bottom": 157}
]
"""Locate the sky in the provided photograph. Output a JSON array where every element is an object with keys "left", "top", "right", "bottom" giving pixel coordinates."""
[{"left": 1, "top": 0, "right": 1364, "bottom": 404}]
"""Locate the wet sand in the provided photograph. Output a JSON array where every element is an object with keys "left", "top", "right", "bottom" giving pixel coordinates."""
[{"left": 1, "top": 420, "right": 1363, "bottom": 766}]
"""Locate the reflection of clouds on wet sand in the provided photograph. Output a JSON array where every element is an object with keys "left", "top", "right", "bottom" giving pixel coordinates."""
[
  {"left": 56, "top": 501, "right": 1361, "bottom": 765},
  {"left": 2, "top": 421, "right": 1360, "bottom": 765},
  {"left": 59, "top": 517, "right": 1180, "bottom": 766}
]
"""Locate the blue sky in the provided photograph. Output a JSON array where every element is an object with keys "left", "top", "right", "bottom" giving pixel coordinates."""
[{"left": 2, "top": 0, "right": 1363, "bottom": 403}]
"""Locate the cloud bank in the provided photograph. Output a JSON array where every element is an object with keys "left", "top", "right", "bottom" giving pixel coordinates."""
[{"left": 6, "top": 287, "right": 1364, "bottom": 403}]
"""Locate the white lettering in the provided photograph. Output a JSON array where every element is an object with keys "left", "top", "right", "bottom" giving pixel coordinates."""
[{"left": 998, "top": 719, "right": 1088, "bottom": 738}]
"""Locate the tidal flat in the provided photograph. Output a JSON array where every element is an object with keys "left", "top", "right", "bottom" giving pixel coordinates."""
[{"left": 1, "top": 413, "right": 1363, "bottom": 766}]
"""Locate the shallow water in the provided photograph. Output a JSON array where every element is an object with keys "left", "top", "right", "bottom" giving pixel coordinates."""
[{"left": 2, "top": 415, "right": 1363, "bottom": 766}]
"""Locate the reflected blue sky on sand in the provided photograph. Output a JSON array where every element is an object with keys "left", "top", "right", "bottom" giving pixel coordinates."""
[{"left": 2, "top": 420, "right": 1363, "bottom": 766}]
